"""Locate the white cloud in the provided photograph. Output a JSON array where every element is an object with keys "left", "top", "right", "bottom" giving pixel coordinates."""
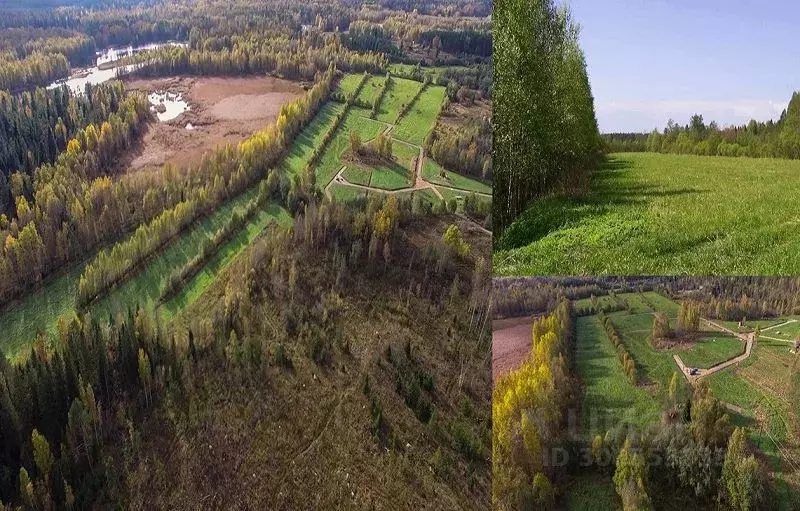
[{"left": 596, "top": 99, "right": 788, "bottom": 133}]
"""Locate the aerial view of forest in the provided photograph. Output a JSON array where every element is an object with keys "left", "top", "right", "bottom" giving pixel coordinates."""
[{"left": 0, "top": 0, "right": 492, "bottom": 507}]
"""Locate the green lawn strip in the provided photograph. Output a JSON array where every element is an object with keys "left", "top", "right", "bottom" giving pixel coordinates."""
[
  {"left": 641, "top": 292, "right": 679, "bottom": 316},
  {"left": 677, "top": 335, "right": 745, "bottom": 369},
  {"left": 355, "top": 75, "right": 386, "bottom": 105},
  {"left": 341, "top": 166, "right": 372, "bottom": 186},
  {"left": 494, "top": 152, "right": 800, "bottom": 275},
  {"left": 720, "top": 317, "right": 790, "bottom": 333},
  {"left": 280, "top": 102, "right": 345, "bottom": 175},
  {"left": 369, "top": 161, "right": 410, "bottom": 190},
  {"left": 574, "top": 295, "right": 619, "bottom": 311},
  {"left": 375, "top": 77, "right": 422, "bottom": 123},
  {"left": 394, "top": 85, "right": 446, "bottom": 146},
  {"left": 422, "top": 158, "right": 491, "bottom": 194},
  {"left": 334, "top": 73, "right": 364, "bottom": 98},
  {"left": 315, "top": 107, "right": 385, "bottom": 188},
  {"left": 330, "top": 183, "right": 367, "bottom": 202},
  {"left": 89, "top": 187, "right": 261, "bottom": 321},
  {"left": 0, "top": 264, "right": 85, "bottom": 363},
  {"left": 575, "top": 315, "right": 661, "bottom": 437},
  {"left": 160, "top": 204, "right": 291, "bottom": 320},
  {"left": 392, "top": 188, "right": 440, "bottom": 206}
]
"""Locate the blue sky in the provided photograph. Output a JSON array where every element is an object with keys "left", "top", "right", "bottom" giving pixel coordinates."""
[{"left": 566, "top": 0, "right": 800, "bottom": 133}]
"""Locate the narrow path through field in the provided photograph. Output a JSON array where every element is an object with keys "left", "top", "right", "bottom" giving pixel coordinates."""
[
  {"left": 761, "top": 319, "right": 798, "bottom": 332},
  {"left": 674, "top": 318, "right": 754, "bottom": 384}
]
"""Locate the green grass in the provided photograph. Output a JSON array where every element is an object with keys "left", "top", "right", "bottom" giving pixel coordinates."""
[
  {"left": 758, "top": 319, "right": 800, "bottom": 341},
  {"left": 369, "top": 163, "right": 410, "bottom": 190},
  {"left": 707, "top": 367, "right": 762, "bottom": 412},
  {"left": 574, "top": 315, "right": 662, "bottom": 437},
  {"left": 375, "top": 77, "right": 422, "bottom": 123},
  {"left": 677, "top": 335, "right": 744, "bottom": 369},
  {"left": 161, "top": 204, "right": 291, "bottom": 320},
  {"left": 422, "top": 158, "right": 491, "bottom": 194},
  {"left": 341, "top": 166, "right": 371, "bottom": 186},
  {"left": 495, "top": 153, "right": 800, "bottom": 275},
  {"left": 329, "top": 183, "right": 367, "bottom": 202},
  {"left": 280, "top": 102, "right": 345, "bottom": 175},
  {"left": 393, "top": 85, "right": 446, "bottom": 146},
  {"left": 334, "top": 73, "right": 364, "bottom": 98},
  {"left": 315, "top": 107, "right": 385, "bottom": 188},
  {"left": 355, "top": 75, "right": 386, "bottom": 105}
]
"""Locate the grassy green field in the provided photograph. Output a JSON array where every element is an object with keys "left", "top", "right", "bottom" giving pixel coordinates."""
[
  {"left": 574, "top": 314, "right": 662, "bottom": 436},
  {"left": 422, "top": 159, "right": 491, "bottom": 194},
  {"left": 315, "top": 107, "right": 385, "bottom": 187},
  {"left": 393, "top": 85, "right": 446, "bottom": 145},
  {"left": 678, "top": 335, "right": 744, "bottom": 369},
  {"left": 280, "top": 102, "right": 345, "bottom": 175},
  {"left": 495, "top": 153, "right": 800, "bottom": 275},
  {"left": 375, "top": 77, "right": 422, "bottom": 123},
  {"left": 355, "top": 75, "right": 386, "bottom": 105},
  {"left": 329, "top": 183, "right": 367, "bottom": 202},
  {"left": 334, "top": 73, "right": 364, "bottom": 97}
]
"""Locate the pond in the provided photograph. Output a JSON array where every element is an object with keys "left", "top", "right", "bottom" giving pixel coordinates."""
[
  {"left": 47, "top": 41, "right": 187, "bottom": 94},
  {"left": 148, "top": 91, "right": 190, "bottom": 122}
]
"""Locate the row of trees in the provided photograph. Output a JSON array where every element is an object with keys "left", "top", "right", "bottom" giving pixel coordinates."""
[
  {"left": 0, "top": 28, "right": 96, "bottom": 66},
  {"left": 122, "top": 37, "right": 387, "bottom": 83},
  {"left": 494, "top": 0, "right": 602, "bottom": 234},
  {"left": 600, "top": 312, "right": 637, "bottom": 383},
  {"left": 492, "top": 300, "right": 573, "bottom": 508},
  {"left": 0, "top": 81, "right": 129, "bottom": 191},
  {"left": 76, "top": 65, "right": 336, "bottom": 308},
  {"left": 604, "top": 92, "right": 800, "bottom": 159}
]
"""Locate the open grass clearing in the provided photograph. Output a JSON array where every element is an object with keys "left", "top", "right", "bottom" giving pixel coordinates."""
[
  {"left": 334, "top": 73, "right": 364, "bottom": 97},
  {"left": 393, "top": 85, "right": 446, "bottom": 146},
  {"left": 374, "top": 77, "right": 422, "bottom": 123},
  {"left": 423, "top": 158, "right": 491, "bottom": 194},
  {"left": 355, "top": 74, "right": 386, "bottom": 105},
  {"left": 495, "top": 153, "right": 800, "bottom": 275},
  {"left": 329, "top": 183, "right": 367, "bottom": 202},
  {"left": 677, "top": 335, "right": 744, "bottom": 369},
  {"left": 280, "top": 101, "right": 345, "bottom": 175},
  {"left": 574, "top": 315, "right": 662, "bottom": 437},
  {"left": 314, "top": 107, "right": 385, "bottom": 187}
]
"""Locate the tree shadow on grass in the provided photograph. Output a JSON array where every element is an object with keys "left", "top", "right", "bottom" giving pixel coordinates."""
[{"left": 496, "top": 157, "right": 708, "bottom": 251}]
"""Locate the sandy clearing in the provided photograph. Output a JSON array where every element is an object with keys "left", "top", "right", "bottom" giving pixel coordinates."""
[
  {"left": 492, "top": 315, "right": 532, "bottom": 385},
  {"left": 121, "top": 75, "right": 305, "bottom": 173}
]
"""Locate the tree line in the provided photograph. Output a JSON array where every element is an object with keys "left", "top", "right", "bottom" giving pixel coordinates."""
[
  {"left": 494, "top": 0, "right": 602, "bottom": 235},
  {"left": 428, "top": 113, "right": 491, "bottom": 181},
  {"left": 0, "top": 52, "right": 69, "bottom": 93},
  {"left": 604, "top": 92, "right": 800, "bottom": 159}
]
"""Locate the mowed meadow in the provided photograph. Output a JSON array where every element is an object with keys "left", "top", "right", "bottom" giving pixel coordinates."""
[{"left": 494, "top": 152, "right": 800, "bottom": 275}]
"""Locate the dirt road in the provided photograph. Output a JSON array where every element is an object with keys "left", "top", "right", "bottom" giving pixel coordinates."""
[{"left": 675, "top": 318, "right": 754, "bottom": 383}]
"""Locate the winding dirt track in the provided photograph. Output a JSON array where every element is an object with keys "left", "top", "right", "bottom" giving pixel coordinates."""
[{"left": 674, "top": 318, "right": 754, "bottom": 384}]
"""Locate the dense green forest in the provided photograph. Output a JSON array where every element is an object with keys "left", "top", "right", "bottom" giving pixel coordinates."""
[
  {"left": 603, "top": 92, "right": 800, "bottom": 159},
  {"left": 493, "top": 0, "right": 602, "bottom": 235}
]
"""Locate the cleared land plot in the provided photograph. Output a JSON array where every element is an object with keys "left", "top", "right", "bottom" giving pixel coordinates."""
[
  {"left": 280, "top": 102, "right": 345, "bottom": 175},
  {"left": 575, "top": 315, "right": 661, "bottom": 436},
  {"left": 423, "top": 159, "right": 491, "bottom": 194},
  {"left": 355, "top": 75, "right": 386, "bottom": 105},
  {"left": 123, "top": 75, "right": 304, "bottom": 173},
  {"left": 374, "top": 77, "right": 422, "bottom": 123},
  {"left": 329, "top": 183, "right": 367, "bottom": 202},
  {"left": 315, "top": 108, "right": 385, "bottom": 187},
  {"left": 564, "top": 474, "right": 620, "bottom": 511},
  {"left": 334, "top": 73, "right": 364, "bottom": 97},
  {"left": 677, "top": 335, "right": 744, "bottom": 369},
  {"left": 393, "top": 85, "right": 446, "bottom": 146},
  {"left": 495, "top": 153, "right": 800, "bottom": 275}
]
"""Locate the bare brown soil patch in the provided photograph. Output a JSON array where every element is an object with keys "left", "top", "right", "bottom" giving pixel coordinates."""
[
  {"left": 492, "top": 315, "right": 533, "bottom": 384},
  {"left": 121, "top": 75, "right": 305, "bottom": 172}
]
